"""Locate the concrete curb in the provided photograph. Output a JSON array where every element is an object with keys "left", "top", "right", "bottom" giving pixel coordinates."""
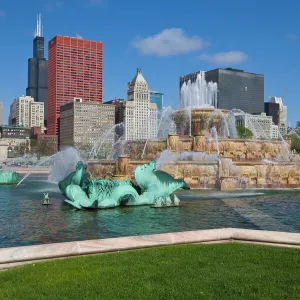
[{"left": 1, "top": 228, "right": 300, "bottom": 269}]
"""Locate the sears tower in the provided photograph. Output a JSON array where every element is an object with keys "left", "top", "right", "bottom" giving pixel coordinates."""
[{"left": 26, "top": 14, "right": 48, "bottom": 127}]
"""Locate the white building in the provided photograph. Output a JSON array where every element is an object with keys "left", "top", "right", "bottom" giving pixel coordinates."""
[
  {"left": 270, "top": 96, "right": 287, "bottom": 133},
  {"left": 124, "top": 68, "right": 157, "bottom": 140},
  {"left": 60, "top": 99, "right": 115, "bottom": 156},
  {"left": 271, "top": 124, "right": 279, "bottom": 139},
  {"left": 235, "top": 112, "right": 273, "bottom": 139},
  {"left": 8, "top": 96, "right": 44, "bottom": 130}
]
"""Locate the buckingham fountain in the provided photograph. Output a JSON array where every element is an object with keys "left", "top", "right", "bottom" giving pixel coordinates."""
[{"left": 82, "top": 74, "right": 299, "bottom": 193}]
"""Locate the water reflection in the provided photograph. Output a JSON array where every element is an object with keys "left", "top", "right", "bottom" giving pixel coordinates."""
[{"left": 0, "top": 176, "right": 300, "bottom": 248}]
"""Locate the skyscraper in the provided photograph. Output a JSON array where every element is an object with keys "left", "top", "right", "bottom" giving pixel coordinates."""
[
  {"left": 48, "top": 36, "right": 103, "bottom": 136},
  {"left": 179, "top": 71, "right": 202, "bottom": 90},
  {"left": 150, "top": 91, "right": 164, "bottom": 111},
  {"left": 269, "top": 97, "right": 287, "bottom": 127},
  {"left": 26, "top": 14, "right": 48, "bottom": 127},
  {"left": 8, "top": 96, "right": 44, "bottom": 129},
  {"left": 60, "top": 99, "right": 115, "bottom": 156},
  {"left": 264, "top": 102, "right": 280, "bottom": 125},
  {"left": 205, "top": 68, "right": 264, "bottom": 114},
  {"left": 269, "top": 96, "right": 287, "bottom": 135},
  {"left": 125, "top": 68, "right": 157, "bottom": 140}
]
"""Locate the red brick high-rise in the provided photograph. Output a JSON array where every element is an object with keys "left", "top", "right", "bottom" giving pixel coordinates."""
[{"left": 47, "top": 35, "right": 103, "bottom": 135}]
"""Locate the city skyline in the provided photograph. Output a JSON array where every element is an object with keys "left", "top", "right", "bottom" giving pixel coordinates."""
[{"left": 0, "top": 0, "right": 299, "bottom": 125}]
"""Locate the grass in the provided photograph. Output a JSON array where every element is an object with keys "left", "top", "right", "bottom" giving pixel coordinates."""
[{"left": 1, "top": 243, "right": 300, "bottom": 299}]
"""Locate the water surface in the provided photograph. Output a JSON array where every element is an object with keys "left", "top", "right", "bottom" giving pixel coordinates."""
[{"left": 1, "top": 176, "right": 300, "bottom": 248}]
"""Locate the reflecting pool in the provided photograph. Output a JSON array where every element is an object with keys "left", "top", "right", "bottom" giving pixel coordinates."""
[{"left": 1, "top": 175, "right": 300, "bottom": 248}]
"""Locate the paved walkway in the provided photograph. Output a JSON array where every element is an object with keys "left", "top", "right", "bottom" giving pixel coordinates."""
[{"left": 1, "top": 228, "right": 300, "bottom": 270}]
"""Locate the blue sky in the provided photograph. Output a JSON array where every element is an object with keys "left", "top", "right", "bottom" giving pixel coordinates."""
[{"left": 0, "top": 0, "right": 299, "bottom": 125}]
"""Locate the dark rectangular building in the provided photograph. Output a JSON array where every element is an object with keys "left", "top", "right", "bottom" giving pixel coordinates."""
[
  {"left": 104, "top": 98, "right": 125, "bottom": 139},
  {"left": 179, "top": 71, "right": 201, "bottom": 90},
  {"left": 26, "top": 15, "right": 48, "bottom": 127},
  {"left": 205, "top": 68, "right": 264, "bottom": 114},
  {"left": 0, "top": 126, "right": 31, "bottom": 139},
  {"left": 264, "top": 102, "right": 280, "bottom": 125}
]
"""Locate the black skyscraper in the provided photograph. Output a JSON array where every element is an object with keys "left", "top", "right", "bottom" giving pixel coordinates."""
[
  {"left": 264, "top": 102, "right": 280, "bottom": 125},
  {"left": 205, "top": 68, "right": 264, "bottom": 114},
  {"left": 26, "top": 14, "right": 48, "bottom": 127}
]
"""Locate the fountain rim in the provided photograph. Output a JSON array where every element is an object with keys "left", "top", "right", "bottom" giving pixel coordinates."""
[{"left": 175, "top": 107, "right": 230, "bottom": 113}]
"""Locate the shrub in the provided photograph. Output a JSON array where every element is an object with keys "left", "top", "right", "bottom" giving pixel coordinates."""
[{"left": 236, "top": 126, "right": 253, "bottom": 139}]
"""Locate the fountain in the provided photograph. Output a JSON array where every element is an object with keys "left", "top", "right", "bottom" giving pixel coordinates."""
[
  {"left": 180, "top": 72, "right": 218, "bottom": 109},
  {"left": 209, "top": 126, "right": 220, "bottom": 155},
  {"left": 88, "top": 123, "right": 124, "bottom": 160},
  {"left": 78, "top": 103, "right": 297, "bottom": 190}
]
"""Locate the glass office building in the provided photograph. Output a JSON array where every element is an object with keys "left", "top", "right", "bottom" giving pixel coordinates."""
[{"left": 150, "top": 91, "right": 164, "bottom": 111}]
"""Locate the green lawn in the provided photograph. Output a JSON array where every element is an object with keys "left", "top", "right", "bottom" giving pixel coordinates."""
[{"left": 1, "top": 243, "right": 300, "bottom": 300}]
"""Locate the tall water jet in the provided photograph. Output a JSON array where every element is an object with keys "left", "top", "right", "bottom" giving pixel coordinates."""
[
  {"left": 210, "top": 126, "right": 220, "bottom": 155},
  {"left": 88, "top": 123, "right": 124, "bottom": 160},
  {"left": 206, "top": 109, "right": 232, "bottom": 138},
  {"left": 16, "top": 155, "right": 54, "bottom": 187},
  {"left": 157, "top": 106, "right": 178, "bottom": 138},
  {"left": 16, "top": 146, "right": 83, "bottom": 187},
  {"left": 49, "top": 147, "right": 82, "bottom": 183},
  {"left": 180, "top": 72, "right": 218, "bottom": 109},
  {"left": 141, "top": 107, "right": 179, "bottom": 158}
]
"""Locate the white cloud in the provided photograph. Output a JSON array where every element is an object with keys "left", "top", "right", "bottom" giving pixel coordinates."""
[
  {"left": 131, "top": 28, "right": 209, "bottom": 56},
  {"left": 0, "top": 10, "right": 6, "bottom": 17},
  {"left": 76, "top": 33, "right": 83, "bottom": 39},
  {"left": 200, "top": 51, "right": 248, "bottom": 65}
]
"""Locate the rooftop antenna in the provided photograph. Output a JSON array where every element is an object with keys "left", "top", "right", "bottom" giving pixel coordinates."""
[{"left": 34, "top": 13, "right": 43, "bottom": 37}]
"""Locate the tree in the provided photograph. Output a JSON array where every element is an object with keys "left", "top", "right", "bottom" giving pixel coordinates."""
[
  {"left": 289, "top": 134, "right": 300, "bottom": 153},
  {"left": 30, "top": 137, "right": 58, "bottom": 156},
  {"left": 14, "top": 141, "right": 29, "bottom": 157},
  {"left": 236, "top": 126, "right": 253, "bottom": 139}
]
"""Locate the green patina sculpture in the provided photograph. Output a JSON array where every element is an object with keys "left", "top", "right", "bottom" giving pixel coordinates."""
[
  {"left": 58, "top": 160, "right": 189, "bottom": 209},
  {"left": 0, "top": 165, "right": 19, "bottom": 185},
  {"left": 42, "top": 192, "right": 51, "bottom": 205},
  {"left": 134, "top": 160, "right": 189, "bottom": 207}
]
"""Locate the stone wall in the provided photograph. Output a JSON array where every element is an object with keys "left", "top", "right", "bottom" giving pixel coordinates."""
[
  {"left": 87, "top": 161, "right": 115, "bottom": 179},
  {"left": 87, "top": 156, "right": 300, "bottom": 190},
  {"left": 130, "top": 135, "right": 291, "bottom": 161},
  {"left": 119, "top": 139, "right": 167, "bottom": 160},
  {"left": 0, "top": 141, "right": 8, "bottom": 160}
]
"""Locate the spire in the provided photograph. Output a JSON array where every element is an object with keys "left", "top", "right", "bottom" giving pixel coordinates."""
[
  {"left": 129, "top": 68, "right": 147, "bottom": 86},
  {"left": 34, "top": 14, "right": 43, "bottom": 37}
]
